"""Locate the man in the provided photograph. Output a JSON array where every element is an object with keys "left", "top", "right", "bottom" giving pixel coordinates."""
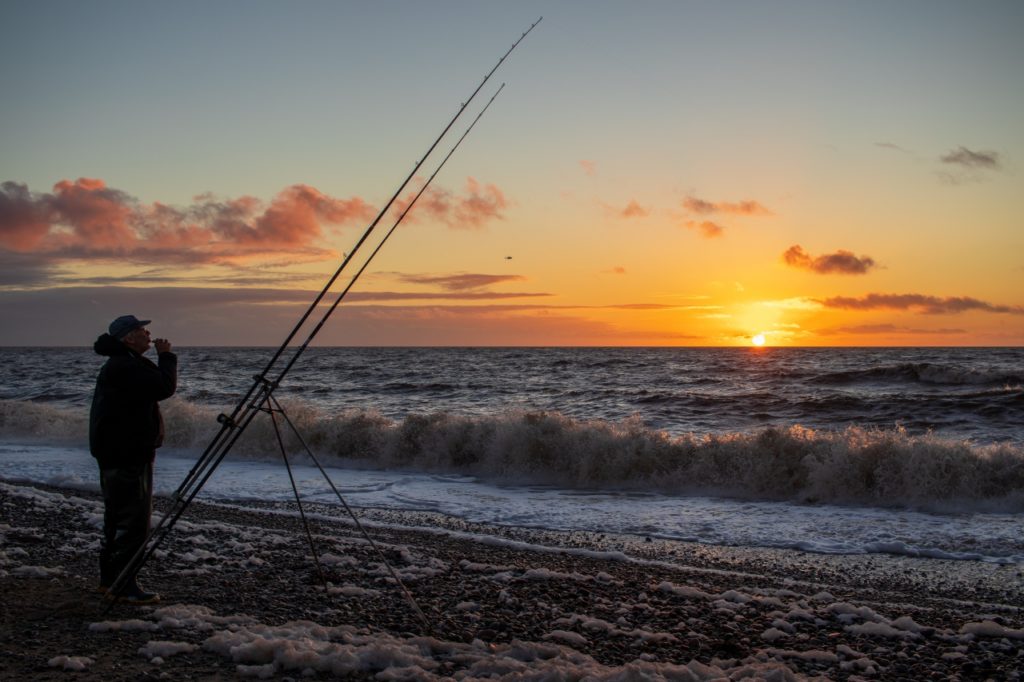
[{"left": 89, "top": 315, "right": 177, "bottom": 604}]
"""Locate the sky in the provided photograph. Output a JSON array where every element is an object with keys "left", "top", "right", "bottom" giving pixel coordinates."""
[{"left": 1, "top": 0, "right": 1022, "bottom": 347}]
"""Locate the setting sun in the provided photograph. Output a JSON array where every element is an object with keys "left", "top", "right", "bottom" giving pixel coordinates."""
[{"left": 752, "top": 333, "right": 767, "bottom": 347}]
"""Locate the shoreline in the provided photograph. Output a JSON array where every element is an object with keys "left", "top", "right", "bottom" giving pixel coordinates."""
[{"left": 2, "top": 478, "right": 1022, "bottom": 680}]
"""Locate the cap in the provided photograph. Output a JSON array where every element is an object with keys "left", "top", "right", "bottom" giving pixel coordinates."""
[{"left": 108, "top": 314, "right": 151, "bottom": 340}]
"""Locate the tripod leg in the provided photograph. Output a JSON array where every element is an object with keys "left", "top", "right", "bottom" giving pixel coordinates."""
[
  {"left": 270, "top": 395, "right": 433, "bottom": 634},
  {"left": 267, "top": 405, "right": 328, "bottom": 587}
]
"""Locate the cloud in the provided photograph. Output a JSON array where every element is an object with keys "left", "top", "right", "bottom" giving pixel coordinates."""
[
  {"left": 819, "top": 293, "right": 1024, "bottom": 315},
  {"left": 782, "top": 245, "right": 877, "bottom": 275},
  {"left": 0, "top": 285, "right": 698, "bottom": 345},
  {"left": 819, "top": 324, "right": 967, "bottom": 336},
  {"left": 0, "top": 251, "right": 59, "bottom": 286},
  {"left": 396, "top": 273, "right": 526, "bottom": 291},
  {"left": 875, "top": 142, "right": 910, "bottom": 153},
  {"left": 761, "top": 297, "right": 823, "bottom": 311},
  {"left": 937, "top": 146, "right": 1005, "bottom": 185},
  {"left": 678, "top": 195, "right": 773, "bottom": 237},
  {"left": 601, "top": 303, "right": 680, "bottom": 310},
  {"left": 57, "top": 267, "right": 320, "bottom": 288},
  {"left": 344, "top": 290, "right": 550, "bottom": 302},
  {"left": 620, "top": 200, "right": 649, "bottom": 218},
  {"left": 682, "top": 196, "right": 773, "bottom": 216},
  {"left": 0, "top": 178, "right": 374, "bottom": 265},
  {"left": 392, "top": 177, "right": 508, "bottom": 229},
  {"left": 0, "top": 182, "right": 54, "bottom": 250},
  {"left": 683, "top": 220, "right": 725, "bottom": 238},
  {"left": 608, "top": 266, "right": 626, "bottom": 275},
  {"left": 217, "top": 184, "right": 374, "bottom": 247},
  {"left": 579, "top": 160, "right": 597, "bottom": 176},
  {"left": 940, "top": 146, "right": 1001, "bottom": 170},
  {"left": 682, "top": 197, "right": 716, "bottom": 215}
]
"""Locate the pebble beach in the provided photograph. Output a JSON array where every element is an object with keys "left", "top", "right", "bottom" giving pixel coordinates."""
[{"left": 2, "top": 479, "right": 1022, "bottom": 681}]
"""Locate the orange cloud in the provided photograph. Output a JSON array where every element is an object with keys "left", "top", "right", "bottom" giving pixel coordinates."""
[
  {"left": 783, "top": 245, "right": 877, "bottom": 275},
  {"left": 820, "top": 293, "right": 1024, "bottom": 315},
  {"left": 0, "top": 178, "right": 374, "bottom": 265},
  {"left": 456, "top": 178, "right": 507, "bottom": 227},
  {"left": 235, "top": 184, "right": 372, "bottom": 247},
  {"left": 620, "top": 199, "right": 649, "bottom": 218},
  {"left": 678, "top": 195, "right": 773, "bottom": 238},
  {"left": 393, "top": 177, "right": 508, "bottom": 229},
  {"left": 48, "top": 178, "right": 138, "bottom": 251},
  {"left": 683, "top": 220, "right": 725, "bottom": 238},
  {"left": 0, "top": 181, "right": 55, "bottom": 250},
  {"left": 579, "top": 160, "right": 597, "bottom": 176}
]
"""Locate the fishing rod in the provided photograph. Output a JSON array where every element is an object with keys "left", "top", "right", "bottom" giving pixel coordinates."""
[
  {"left": 104, "top": 20, "right": 540, "bottom": 611},
  {"left": 171, "top": 17, "right": 541, "bottom": 502}
]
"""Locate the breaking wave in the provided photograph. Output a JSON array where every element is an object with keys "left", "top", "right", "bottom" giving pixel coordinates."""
[{"left": 3, "top": 397, "right": 1022, "bottom": 513}]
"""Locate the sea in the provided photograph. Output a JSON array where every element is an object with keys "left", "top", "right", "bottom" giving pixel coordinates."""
[{"left": 1, "top": 346, "right": 1022, "bottom": 564}]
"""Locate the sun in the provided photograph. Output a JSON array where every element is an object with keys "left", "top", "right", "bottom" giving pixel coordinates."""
[{"left": 751, "top": 333, "right": 767, "bottom": 347}]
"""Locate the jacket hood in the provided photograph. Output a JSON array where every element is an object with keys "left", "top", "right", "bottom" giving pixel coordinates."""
[{"left": 94, "top": 333, "right": 131, "bottom": 357}]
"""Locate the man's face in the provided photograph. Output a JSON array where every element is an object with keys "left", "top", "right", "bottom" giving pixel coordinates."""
[{"left": 122, "top": 326, "right": 152, "bottom": 354}]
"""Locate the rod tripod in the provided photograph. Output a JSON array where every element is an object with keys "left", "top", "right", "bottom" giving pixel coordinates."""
[
  {"left": 255, "top": 382, "right": 432, "bottom": 630},
  {"left": 101, "top": 18, "right": 540, "bottom": 625}
]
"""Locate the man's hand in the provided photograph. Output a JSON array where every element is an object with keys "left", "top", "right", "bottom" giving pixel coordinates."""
[{"left": 154, "top": 338, "right": 172, "bottom": 353}]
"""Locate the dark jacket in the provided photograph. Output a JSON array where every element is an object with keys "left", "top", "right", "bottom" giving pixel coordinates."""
[{"left": 89, "top": 333, "right": 178, "bottom": 468}]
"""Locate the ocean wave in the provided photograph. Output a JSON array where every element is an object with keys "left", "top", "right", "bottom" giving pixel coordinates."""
[
  {"left": 4, "top": 397, "right": 1022, "bottom": 514},
  {"left": 811, "top": 362, "right": 1022, "bottom": 387}
]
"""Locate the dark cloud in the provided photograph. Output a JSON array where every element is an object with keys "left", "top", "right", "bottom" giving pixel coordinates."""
[
  {"left": 0, "top": 286, "right": 557, "bottom": 345},
  {"left": 822, "top": 324, "right": 966, "bottom": 336},
  {"left": 782, "top": 245, "right": 876, "bottom": 275},
  {"left": 0, "top": 251, "right": 59, "bottom": 287},
  {"left": 940, "top": 146, "right": 1001, "bottom": 170},
  {"left": 682, "top": 197, "right": 716, "bottom": 215},
  {"left": 682, "top": 196, "right": 773, "bottom": 216},
  {"left": 0, "top": 286, "right": 665, "bottom": 346},
  {"left": 875, "top": 142, "right": 910, "bottom": 153},
  {"left": 59, "top": 269, "right": 318, "bottom": 288},
  {"left": 0, "top": 282, "right": 719, "bottom": 345},
  {"left": 345, "top": 290, "right": 550, "bottom": 302},
  {"left": 397, "top": 273, "right": 526, "bottom": 291},
  {"left": 937, "top": 146, "right": 1005, "bottom": 185},
  {"left": 819, "top": 293, "right": 1024, "bottom": 315}
]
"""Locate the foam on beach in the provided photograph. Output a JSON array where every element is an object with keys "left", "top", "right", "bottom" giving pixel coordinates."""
[{"left": 3, "top": 480, "right": 1022, "bottom": 681}]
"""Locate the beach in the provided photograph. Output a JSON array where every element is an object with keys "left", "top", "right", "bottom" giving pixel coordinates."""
[{"left": 2, "top": 479, "right": 1021, "bottom": 681}]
